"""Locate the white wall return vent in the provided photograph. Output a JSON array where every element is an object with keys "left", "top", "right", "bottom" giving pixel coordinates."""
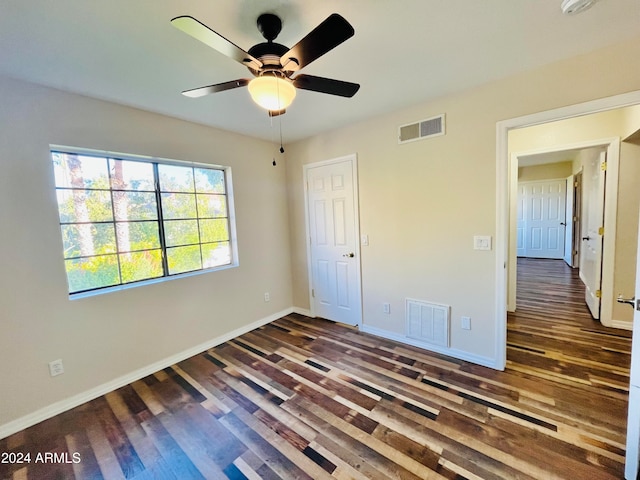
[
  {"left": 406, "top": 298, "right": 450, "bottom": 347},
  {"left": 398, "top": 114, "right": 445, "bottom": 144}
]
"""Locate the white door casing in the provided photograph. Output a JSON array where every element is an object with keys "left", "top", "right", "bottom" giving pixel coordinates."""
[
  {"left": 572, "top": 171, "right": 583, "bottom": 268},
  {"left": 516, "top": 185, "right": 526, "bottom": 257},
  {"left": 305, "top": 155, "right": 362, "bottom": 326},
  {"left": 563, "top": 175, "right": 574, "bottom": 267},
  {"left": 517, "top": 179, "right": 567, "bottom": 259},
  {"left": 581, "top": 150, "right": 606, "bottom": 320},
  {"left": 497, "top": 90, "right": 638, "bottom": 371}
]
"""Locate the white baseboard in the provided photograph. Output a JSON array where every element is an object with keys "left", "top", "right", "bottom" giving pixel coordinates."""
[
  {"left": 359, "top": 324, "right": 500, "bottom": 370},
  {"left": 0, "top": 307, "right": 294, "bottom": 440},
  {"left": 291, "top": 306, "right": 313, "bottom": 317},
  {"left": 610, "top": 318, "right": 633, "bottom": 331}
]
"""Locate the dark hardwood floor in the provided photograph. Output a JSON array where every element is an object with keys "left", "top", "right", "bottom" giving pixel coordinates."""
[{"left": 0, "top": 258, "right": 633, "bottom": 479}]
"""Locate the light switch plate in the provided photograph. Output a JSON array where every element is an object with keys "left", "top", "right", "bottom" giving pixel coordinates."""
[
  {"left": 49, "top": 359, "right": 64, "bottom": 377},
  {"left": 473, "top": 235, "right": 492, "bottom": 251},
  {"left": 361, "top": 234, "right": 369, "bottom": 246}
]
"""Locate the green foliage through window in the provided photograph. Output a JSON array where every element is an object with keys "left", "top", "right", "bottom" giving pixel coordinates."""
[{"left": 52, "top": 150, "right": 233, "bottom": 294}]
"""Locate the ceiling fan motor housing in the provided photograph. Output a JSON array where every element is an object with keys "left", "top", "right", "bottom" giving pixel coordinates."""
[
  {"left": 247, "top": 42, "right": 290, "bottom": 76},
  {"left": 248, "top": 14, "right": 291, "bottom": 76},
  {"left": 256, "top": 13, "right": 282, "bottom": 41}
]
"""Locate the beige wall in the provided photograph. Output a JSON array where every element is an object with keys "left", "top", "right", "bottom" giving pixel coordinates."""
[
  {"left": 518, "top": 162, "right": 573, "bottom": 182},
  {"left": 622, "top": 104, "right": 640, "bottom": 140},
  {"left": 0, "top": 76, "right": 293, "bottom": 430},
  {"left": 286, "top": 34, "right": 640, "bottom": 365},
  {"left": 615, "top": 140, "right": 640, "bottom": 320}
]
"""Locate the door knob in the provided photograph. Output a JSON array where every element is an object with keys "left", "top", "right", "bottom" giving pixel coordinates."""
[
  {"left": 617, "top": 294, "right": 637, "bottom": 308},
  {"left": 560, "top": 222, "right": 566, "bottom": 226},
  {"left": 342, "top": 252, "right": 355, "bottom": 258}
]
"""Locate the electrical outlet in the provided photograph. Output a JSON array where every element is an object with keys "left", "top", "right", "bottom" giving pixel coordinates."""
[
  {"left": 264, "top": 292, "right": 270, "bottom": 302},
  {"left": 461, "top": 316, "right": 471, "bottom": 330},
  {"left": 49, "top": 359, "right": 64, "bottom": 377},
  {"left": 383, "top": 302, "right": 391, "bottom": 314}
]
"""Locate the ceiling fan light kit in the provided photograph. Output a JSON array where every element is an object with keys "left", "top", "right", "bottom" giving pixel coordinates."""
[
  {"left": 248, "top": 74, "right": 296, "bottom": 111},
  {"left": 171, "top": 12, "right": 359, "bottom": 115}
]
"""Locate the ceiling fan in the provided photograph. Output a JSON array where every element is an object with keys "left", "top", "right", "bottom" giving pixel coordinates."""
[{"left": 171, "top": 12, "right": 360, "bottom": 116}]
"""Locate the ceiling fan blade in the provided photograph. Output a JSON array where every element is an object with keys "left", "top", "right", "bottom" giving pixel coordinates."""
[
  {"left": 182, "top": 79, "right": 250, "bottom": 98},
  {"left": 292, "top": 74, "right": 360, "bottom": 97},
  {"left": 171, "top": 16, "right": 262, "bottom": 71},
  {"left": 280, "top": 14, "right": 354, "bottom": 71}
]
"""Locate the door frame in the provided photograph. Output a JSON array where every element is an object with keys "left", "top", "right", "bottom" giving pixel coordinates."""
[
  {"left": 572, "top": 170, "right": 583, "bottom": 268},
  {"left": 563, "top": 173, "right": 574, "bottom": 267},
  {"left": 303, "top": 153, "right": 363, "bottom": 326},
  {"left": 508, "top": 140, "right": 618, "bottom": 313},
  {"left": 495, "top": 89, "right": 640, "bottom": 370}
]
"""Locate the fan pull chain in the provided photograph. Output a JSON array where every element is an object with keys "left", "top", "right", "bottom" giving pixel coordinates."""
[
  {"left": 279, "top": 113, "right": 284, "bottom": 154},
  {"left": 272, "top": 116, "right": 284, "bottom": 166},
  {"left": 268, "top": 108, "right": 277, "bottom": 166},
  {"left": 270, "top": 77, "right": 285, "bottom": 165}
]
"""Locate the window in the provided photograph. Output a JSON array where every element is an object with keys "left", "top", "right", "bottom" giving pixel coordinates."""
[{"left": 51, "top": 148, "right": 235, "bottom": 295}]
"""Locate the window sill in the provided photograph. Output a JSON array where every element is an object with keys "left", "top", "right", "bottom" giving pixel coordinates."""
[{"left": 69, "top": 262, "right": 239, "bottom": 300}]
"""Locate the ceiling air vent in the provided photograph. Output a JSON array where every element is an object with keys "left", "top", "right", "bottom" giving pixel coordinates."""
[{"left": 398, "top": 114, "right": 445, "bottom": 144}]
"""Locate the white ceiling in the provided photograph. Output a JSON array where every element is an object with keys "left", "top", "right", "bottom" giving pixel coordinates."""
[{"left": 1, "top": 0, "right": 639, "bottom": 142}]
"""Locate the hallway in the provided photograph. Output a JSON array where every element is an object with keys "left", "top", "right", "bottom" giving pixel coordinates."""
[
  {"left": 508, "top": 258, "right": 632, "bottom": 392},
  {"left": 507, "top": 258, "right": 633, "bottom": 471}
]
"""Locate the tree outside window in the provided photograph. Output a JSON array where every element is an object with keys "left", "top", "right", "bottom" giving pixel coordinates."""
[{"left": 52, "top": 150, "right": 233, "bottom": 294}]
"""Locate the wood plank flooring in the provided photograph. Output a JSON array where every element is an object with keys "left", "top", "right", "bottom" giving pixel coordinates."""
[{"left": 0, "top": 258, "right": 633, "bottom": 479}]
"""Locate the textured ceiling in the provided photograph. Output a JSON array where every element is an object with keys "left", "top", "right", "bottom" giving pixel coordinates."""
[{"left": 1, "top": 0, "right": 639, "bottom": 142}]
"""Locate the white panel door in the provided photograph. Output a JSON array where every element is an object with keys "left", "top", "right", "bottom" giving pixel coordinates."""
[
  {"left": 624, "top": 203, "right": 640, "bottom": 480},
  {"left": 306, "top": 158, "right": 361, "bottom": 326},
  {"left": 518, "top": 179, "right": 567, "bottom": 259},
  {"left": 581, "top": 151, "right": 606, "bottom": 319},
  {"left": 626, "top": 386, "right": 640, "bottom": 480},
  {"left": 563, "top": 176, "right": 574, "bottom": 266}
]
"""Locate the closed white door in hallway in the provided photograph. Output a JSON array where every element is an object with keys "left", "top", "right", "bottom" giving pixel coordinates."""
[{"left": 517, "top": 179, "right": 567, "bottom": 259}]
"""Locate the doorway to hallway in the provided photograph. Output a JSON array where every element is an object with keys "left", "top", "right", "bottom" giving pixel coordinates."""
[{"left": 507, "top": 257, "right": 631, "bottom": 388}]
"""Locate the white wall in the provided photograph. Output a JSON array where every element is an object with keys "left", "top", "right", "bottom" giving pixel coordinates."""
[
  {"left": 286, "top": 34, "right": 640, "bottom": 367},
  {"left": 0, "top": 76, "right": 293, "bottom": 434}
]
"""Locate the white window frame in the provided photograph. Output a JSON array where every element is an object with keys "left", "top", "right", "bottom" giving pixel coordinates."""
[{"left": 50, "top": 145, "right": 239, "bottom": 298}]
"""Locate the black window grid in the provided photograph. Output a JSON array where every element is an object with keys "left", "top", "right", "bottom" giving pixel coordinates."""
[{"left": 52, "top": 152, "right": 233, "bottom": 294}]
